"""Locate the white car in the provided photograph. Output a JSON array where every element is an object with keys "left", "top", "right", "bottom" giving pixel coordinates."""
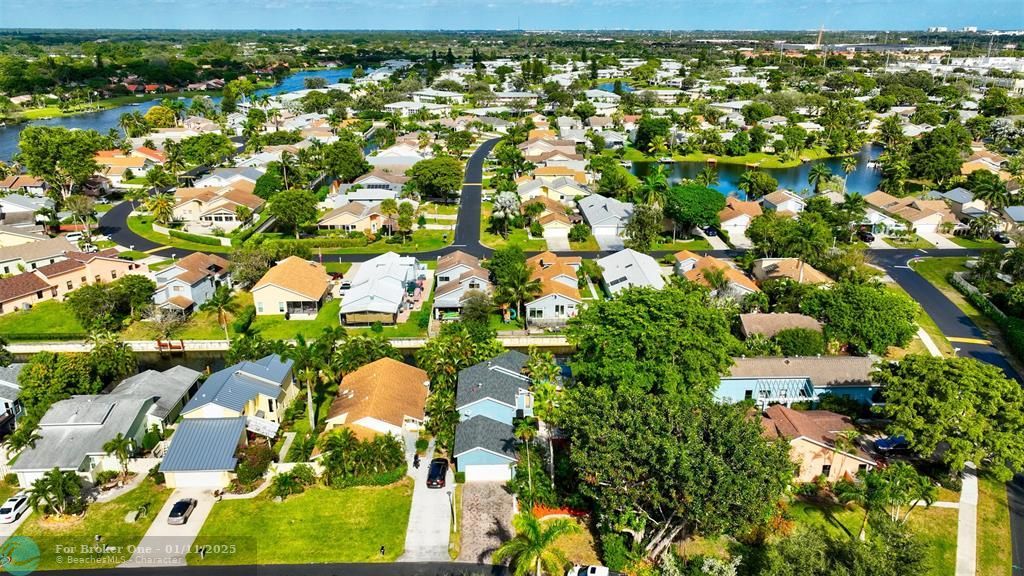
[
  {"left": 567, "top": 566, "right": 610, "bottom": 576},
  {"left": 0, "top": 493, "right": 29, "bottom": 524}
]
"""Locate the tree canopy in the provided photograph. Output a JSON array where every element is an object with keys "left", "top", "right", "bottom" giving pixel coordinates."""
[
  {"left": 406, "top": 156, "right": 463, "bottom": 203},
  {"left": 664, "top": 183, "right": 726, "bottom": 232},
  {"left": 800, "top": 281, "right": 918, "bottom": 355}
]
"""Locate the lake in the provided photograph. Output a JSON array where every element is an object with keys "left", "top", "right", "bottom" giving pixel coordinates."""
[
  {"left": 631, "top": 143, "right": 883, "bottom": 199},
  {"left": 0, "top": 68, "right": 356, "bottom": 161}
]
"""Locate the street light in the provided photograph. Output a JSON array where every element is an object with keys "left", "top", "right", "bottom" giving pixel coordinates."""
[{"left": 447, "top": 490, "right": 456, "bottom": 533}]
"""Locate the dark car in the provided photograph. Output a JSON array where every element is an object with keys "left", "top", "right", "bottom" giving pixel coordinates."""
[
  {"left": 874, "top": 435, "right": 909, "bottom": 454},
  {"left": 858, "top": 229, "right": 875, "bottom": 242},
  {"left": 992, "top": 231, "right": 1011, "bottom": 244},
  {"left": 167, "top": 498, "right": 198, "bottom": 525},
  {"left": 426, "top": 458, "right": 448, "bottom": 489},
  {"left": 703, "top": 226, "right": 718, "bottom": 237}
]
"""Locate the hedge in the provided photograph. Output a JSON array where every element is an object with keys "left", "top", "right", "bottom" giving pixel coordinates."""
[
  {"left": 330, "top": 465, "right": 407, "bottom": 488},
  {"left": 264, "top": 236, "right": 369, "bottom": 250},
  {"left": 949, "top": 271, "right": 1024, "bottom": 365},
  {"left": 168, "top": 229, "right": 224, "bottom": 246},
  {"left": 4, "top": 332, "right": 88, "bottom": 342}
]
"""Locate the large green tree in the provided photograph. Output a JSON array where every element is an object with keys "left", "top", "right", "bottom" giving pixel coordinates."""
[
  {"left": 268, "top": 189, "right": 319, "bottom": 239},
  {"left": 323, "top": 140, "right": 370, "bottom": 183},
  {"left": 873, "top": 355, "right": 1024, "bottom": 481},
  {"left": 17, "top": 126, "right": 109, "bottom": 202},
  {"left": 406, "top": 156, "right": 463, "bottom": 203},
  {"left": 663, "top": 183, "right": 726, "bottom": 236},
  {"left": 800, "top": 281, "right": 918, "bottom": 355}
]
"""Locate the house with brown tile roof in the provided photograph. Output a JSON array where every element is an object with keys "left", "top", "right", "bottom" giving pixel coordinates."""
[
  {"left": 673, "top": 251, "right": 760, "bottom": 299},
  {"left": 0, "top": 273, "right": 57, "bottom": 315},
  {"left": 33, "top": 249, "right": 145, "bottom": 300},
  {"left": 323, "top": 358, "right": 429, "bottom": 439},
  {"left": 172, "top": 184, "right": 264, "bottom": 233},
  {"left": 0, "top": 175, "right": 46, "bottom": 196},
  {"left": 523, "top": 252, "right": 581, "bottom": 326},
  {"left": 863, "top": 190, "right": 956, "bottom": 235},
  {"left": 752, "top": 258, "right": 832, "bottom": 285},
  {"left": 739, "top": 313, "right": 823, "bottom": 339},
  {"left": 252, "top": 256, "right": 330, "bottom": 319},
  {"left": 718, "top": 198, "right": 762, "bottom": 238},
  {"left": 317, "top": 201, "right": 392, "bottom": 234},
  {"left": 153, "top": 253, "right": 232, "bottom": 313},
  {"left": 760, "top": 404, "right": 875, "bottom": 483}
]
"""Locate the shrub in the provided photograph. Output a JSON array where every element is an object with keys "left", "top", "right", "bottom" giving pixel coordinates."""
[
  {"left": 415, "top": 437, "right": 429, "bottom": 454},
  {"left": 94, "top": 470, "right": 120, "bottom": 485},
  {"left": 270, "top": 465, "right": 317, "bottom": 500},
  {"left": 168, "top": 229, "right": 224, "bottom": 246},
  {"left": 141, "top": 424, "right": 162, "bottom": 452},
  {"left": 232, "top": 305, "right": 257, "bottom": 334},
  {"left": 236, "top": 442, "right": 275, "bottom": 485},
  {"left": 417, "top": 313, "right": 430, "bottom": 330},
  {"left": 3, "top": 473, "right": 17, "bottom": 486},
  {"left": 774, "top": 328, "right": 825, "bottom": 356},
  {"left": 599, "top": 532, "right": 631, "bottom": 571},
  {"left": 529, "top": 220, "right": 543, "bottom": 237},
  {"left": 371, "top": 321, "right": 384, "bottom": 333},
  {"left": 147, "top": 466, "right": 165, "bottom": 485},
  {"left": 454, "top": 471, "right": 466, "bottom": 484},
  {"left": 286, "top": 433, "right": 317, "bottom": 462},
  {"left": 569, "top": 223, "right": 591, "bottom": 243}
]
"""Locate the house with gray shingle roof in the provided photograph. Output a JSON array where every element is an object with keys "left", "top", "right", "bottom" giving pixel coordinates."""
[
  {"left": 453, "top": 351, "right": 531, "bottom": 482},
  {"left": 716, "top": 356, "right": 880, "bottom": 409}
]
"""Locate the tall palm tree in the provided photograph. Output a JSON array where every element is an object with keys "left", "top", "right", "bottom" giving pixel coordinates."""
[
  {"left": 491, "top": 191, "right": 521, "bottom": 238},
  {"left": 28, "top": 468, "right": 84, "bottom": 518},
  {"left": 164, "top": 142, "right": 185, "bottom": 183},
  {"left": 145, "top": 193, "right": 175, "bottom": 225},
  {"left": 494, "top": 262, "right": 543, "bottom": 330},
  {"left": 835, "top": 471, "right": 888, "bottom": 541},
  {"left": 640, "top": 165, "right": 669, "bottom": 207},
  {"left": 646, "top": 135, "right": 668, "bottom": 157},
  {"left": 286, "top": 335, "right": 324, "bottom": 431},
  {"left": 144, "top": 165, "right": 175, "bottom": 191},
  {"left": 102, "top": 433, "right": 134, "bottom": 480},
  {"left": 199, "top": 285, "right": 237, "bottom": 341},
  {"left": 318, "top": 427, "right": 358, "bottom": 485},
  {"left": 514, "top": 418, "right": 537, "bottom": 506},
  {"left": 493, "top": 512, "right": 581, "bottom": 576},
  {"left": 841, "top": 156, "right": 858, "bottom": 191},
  {"left": 877, "top": 115, "right": 905, "bottom": 149},
  {"left": 279, "top": 151, "right": 298, "bottom": 190},
  {"left": 694, "top": 166, "right": 719, "bottom": 188},
  {"left": 380, "top": 198, "right": 399, "bottom": 236},
  {"left": 973, "top": 178, "right": 1010, "bottom": 211},
  {"left": 808, "top": 163, "right": 833, "bottom": 193}
]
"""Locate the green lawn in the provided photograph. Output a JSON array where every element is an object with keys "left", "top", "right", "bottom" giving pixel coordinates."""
[
  {"left": 323, "top": 262, "right": 353, "bottom": 275},
  {"left": 622, "top": 146, "right": 841, "bottom": 169},
  {"left": 321, "top": 230, "right": 452, "bottom": 255},
  {"left": 788, "top": 499, "right": 862, "bottom": 540},
  {"left": 187, "top": 481, "right": 413, "bottom": 565},
  {"left": 652, "top": 237, "right": 714, "bottom": 252},
  {"left": 124, "top": 292, "right": 250, "bottom": 341},
  {"left": 910, "top": 258, "right": 995, "bottom": 335},
  {"left": 479, "top": 202, "right": 548, "bottom": 251},
  {"left": 884, "top": 284, "right": 954, "bottom": 358},
  {"left": 949, "top": 236, "right": 1004, "bottom": 249},
  {"left": 569, "top": 235, "right": 600, "bottom": 251},
  {"left": 127, "top": 215, "right": 231, "bottom": 253},
  {"left": 420, "top": 202, "right": 459, "bottom": 216},
  {"left": 117, "top": 250, "right": 151, "bottom": 261},
  {"left": 251, "top": 299, "right": 342, "bottom": 340},
  {"left": 147, "top": 259, "right": 176, "bottom": 272},
  {"left": 977, "top": 476, "right": 1012, "bottom": 576},
  {"left": 0, "top": 301, "right": 86, "bottom": 340},
  {"left": 884, "top": 234, "right": 934, "bottom": 249},
  {"left": 14, "top": 479, "right": 171, "bottom": 571}
]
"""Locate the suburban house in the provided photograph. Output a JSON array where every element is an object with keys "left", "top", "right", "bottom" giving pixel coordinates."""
[
  {"left": 761, "top": 404, "right": 875, "bottom": 483},
  {"left": 739, "top": 313, "right": 823, "bottom": 340},
  {"left": 517, "top": 138, "right": 576, "bottom": 158},
  {"left": 433, "top": 251, "right": 491, "bottom": 321},
  {"left": 323, "top": 358, "right": 429, "bottom": 439},
  {"left": 152, "top": 252, "right": 232, "bottom": 314},
  {"left": 317, "top": 201, "right": 392, "bottom": 233},
  {"left": 717, "top": 356, "right": 880, "bottom": 408},
  {"left": 0, "top": 364, "right": 25, "bottom": 435},
  {"left": 525, "top": 196, "right": 574, "bottom": 244},
  {"left": 0, "top": 175, "right": 47, "bottom": 196},
  {"left": 32, "top": 249, "right": 146, "bottom": 300},
  {"left": 330, "top": 169, "right": 409, "bottom": 202},
  {"left": 751, "top": 258, "right": 832, "bottom": 285},
  {"left": 532, "top": 166, "right": 589, "bottom": 186},
  {"left": 518, "top": 177, "right": 591, "bottom": 204},
  {"left": 368, "top": 143, "right": 429, "bottom": 170},
  {"left": 160, "top": 354, "right": 297, "bottom": 488},
  {"left": 193, "top": 168, "right": 263, "bottom": 190},
  {"left": 252, "top": 256, "right": 331, "bottom": 319},
  {"left": 718, "top": 198, "right": 762, "bottom": 240},
  {"left": 412, "top": 88, "right": 465, "bottom": 104},
  {"left": 524, "top": 252, "right": 582, "bottom": 326},
  {"left": 938, "top": 187, "right": 988, "bottom": 220},
  {"left": 863, "top": 190, "right": 956, "bottom": 235},
  {"left": 339, "top": 252, "right": 424, "bottom": 325},
  {"left": 0, "top": 237, "right": 74, "bottom": 275},
  {"left": 0, "top": 225, "right": 47, "bottom": 248},
  {"left": 761, "top": 189, "right": 806, "bottom": 215},
  {"left": 0, "top": 194, "right": 53, "bottom": 225},
  {"left": 12, "top": 365, "right": 201, "bottom": 486},
  {"left": 172, "top": 184, "right": 264, "bottom": 233},
  {"left": 674, "top": 251, "right": 760, "bottom": 299},
  {"left": 454, "top": 351, "right": 531, "bottom": 482},
  {"left": 0, "top": 273, "right": 58, "bottom": 315},
  {"left": 524, "top": 150, "right": 587, "bottom": 172},
  {"left": 93, "top": 152, "right": 153, "bottom": 185},
  {"left": 578, "top": 194, "right": 634, "bottom": 240},
  {"left": 597, "top": 248, "right": 665, "bottom": 295}
]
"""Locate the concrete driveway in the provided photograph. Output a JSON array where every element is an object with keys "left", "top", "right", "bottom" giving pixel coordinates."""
[
  {"left": 122, "top": 488, "right": 217, "bottom": 568},
  {"left": 400, "top": 438, "right": 453, "bottom": 562},
  {"left": 457, "top": 483, "right": 514, "bottom": 564},
  {"left": 544, "top": 231, "right": 570, "bottom": 252},
  {"left": 0, "top": 505, "right": 31, "bottom": 544},
  {"left": 918, "top": 231, "right": 962, "bottom": 249},
  {"left": 594, "top": 233, "right": 624, "bottom": 251}
]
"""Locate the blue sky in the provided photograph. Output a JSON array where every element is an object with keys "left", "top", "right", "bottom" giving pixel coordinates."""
[{"left": 4, "top": 0, "right": 1023, "bottom": 31}]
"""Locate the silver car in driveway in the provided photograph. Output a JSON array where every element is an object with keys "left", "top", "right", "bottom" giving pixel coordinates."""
[
  {"left": 167, "top": 498, "right": 197, "bottom": 525},
  {"left": 0, "top": 493, "right": 28, "bottom": 524}
]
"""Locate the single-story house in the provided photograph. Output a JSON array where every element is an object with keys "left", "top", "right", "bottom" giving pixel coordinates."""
[
  {"left": 339, "top": 252, "right": 424, "bottom": 325},
  {"left": 717, "top": 356, "right": 879, "bottom": 408},
  {"left": 578, "top": 194, "right": 633, "bottom": 237},
  {"left": 324, "top": 358, "right": 429, "bottom": 438},
  {"left": 0, "top": 175, "right": 47, "bottom": 196},
  {"left": 739, "top": 313, "right": 823, "bottom": 339},
  {"left": 863, "top": 190, "right": 956, "bottom": 235},
  {"left": 761, "top": 189, "right": 806, "bottom": 215},
  {"left": 518, "top": 177, "right": 591, "bottom": 204},
  {"left": 252, "top": 256, "right": 330, "bottom": 319},
  {"left": 761, "top": 404, "right": 875, "bottom": 483},
  {"left": 597, "top": 248, "right": 665, "bottom": 295},
  {"left": 0, "top": 194, "right": 53, "bottom": 225},
  {"left": 674, "top": 251, "right": 760, "bottom": 299},
  {"left": 752, "top": 258, "right": 832, "bottom": 285},
  {"left": 317, "top": 201, "right": 392, "bottom": 233},
  {"left": 0, "top": 224, "right": 47, "bottom": 248},
  {"left": 718, "top": 198, "right": 762, "bottom": 238}
]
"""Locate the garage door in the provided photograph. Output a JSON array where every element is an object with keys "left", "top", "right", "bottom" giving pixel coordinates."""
[
  {"left": 165, "top": 471, "right": 228, "bottom": 488},
  {"left": 464, "top": 464, "right": 512, "bottom": 482}
]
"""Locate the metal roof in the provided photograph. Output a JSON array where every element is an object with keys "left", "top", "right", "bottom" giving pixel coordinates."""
[
  {"left": 160, "top": 417, "right": 246, "bottom": 472},
  {"left": 182, "top": 354, "right": 293, "bottom": 415}
]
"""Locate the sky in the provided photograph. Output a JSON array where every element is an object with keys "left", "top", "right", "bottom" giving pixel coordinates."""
[{"left": 3, "top": 0, "right": 1023, "bottom": 31}]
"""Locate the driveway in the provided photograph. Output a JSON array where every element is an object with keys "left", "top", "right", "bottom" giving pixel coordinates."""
[
  {"left": 918, "top": 231, "right": 963, "bottom": 249},
  {"left": 594, "top": 232, "right": 624, "bottom": 251},
  {"left": 122, "top": 488, "right": 217, "bottom": 568},
  {"left": 400, "top": 437, "right": 453, "bottom": 562},
  {"left": 544, "top": 231, "right": 570, "bottom": 252},
  {"left": 0, "top": 507, "right": 31, "bottom": 544},
  {"left": 457, "top": 482, "right": 514, "bottom": 564}
]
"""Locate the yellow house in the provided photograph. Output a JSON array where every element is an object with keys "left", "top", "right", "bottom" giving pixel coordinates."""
[{"left": 252, "top": 256, "right": 330, "bottom": 319}]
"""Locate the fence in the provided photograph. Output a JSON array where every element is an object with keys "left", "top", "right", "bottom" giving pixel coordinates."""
[{"left": 949, "top": 271, "right": 1024, "bottom": 364}]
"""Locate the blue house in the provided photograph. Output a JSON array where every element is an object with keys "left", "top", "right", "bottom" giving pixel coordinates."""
[
  {"left": 453, "top": 351, "right": 532, "bottom": 482},
  {"left": 717, "top": 356, "right": 880, "bottom": 408}
]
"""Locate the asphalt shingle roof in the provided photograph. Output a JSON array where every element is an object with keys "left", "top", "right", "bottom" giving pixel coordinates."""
[
  {"left": 183, "top": 354, "right": 293, "bottom": 414},
  {"left": 454, "top": 415, "right": 517, "bottom": 460},
  {"left": 160, "top": 417, "right": 246, "bottom": 472},
  {"left": 456, "top": 351, "right": 530, "bottom": 409}
]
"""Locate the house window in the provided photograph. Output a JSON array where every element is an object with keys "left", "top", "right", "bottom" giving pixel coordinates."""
[
  {"left": 469, "top": 282, "right": 479, "bottom": 289},
  {"left": 111, "top": 271, "right": 118, "bottom": 279},
  {"left": 257, "top": 302, "right": 264, "bottom": 313},
  {"left": 821, "top": 464, "right": 832, "bottom": 477},
  {"left": 858, "top": 464, "right": 867, "bottom": 472},
  {"left": 278, "top": 302, "right": 285, "bottom": 313},
  {"left": 529, "top": 308, "right": 543, "bottom": 318},
  {"left": 66, "top": 281, "right": 73, "bottom": 290},
  {"left": 81, "top": 276, "right": 87, "bottom": 284},
  {"left": 2, "top": 266, "right": 7, "bottom": 274},
  {"left": 173, "top": 286, "right": 182, "bottom": 292},
  {"left": 554, "top": 304, "right": 565, "bottom": 315},
  {"left": 744, "top": 390, "right": 753, "bottom": 400},
  {"left": 94, "top": 275, "right": 101, "bottom": 283},
  {"left": 30, "top": 263, "right": 36, "bottom": 270},
  {"left": 268, "top": 399, "right": 275, "bottom": 413},
  {"left": 36, "top": 291, "right": 43, "bottom": 299}
]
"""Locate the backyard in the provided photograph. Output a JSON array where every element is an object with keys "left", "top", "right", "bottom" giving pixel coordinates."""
[
  {"left": 0, "top": 300, "right": 86, "bottom": 340},
  {"left": 13, "top": 478, "right": 171, "bottom": 571},
  {"left": 186, "top": 480, "right": 413, "bottom": 565}
]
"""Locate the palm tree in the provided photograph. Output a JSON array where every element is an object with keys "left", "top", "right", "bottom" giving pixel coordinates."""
[
  {"left": 877, "top": 115, "right": 905, "bottom": 149},
  {"left": 164, "top": 142, "right": 185, "bottom": 183},
  {"left": 286, "top": 335, "right": 324, "bottom": 431},
  {"left": 973, "top": 178, "right": 1010, "bottom": 211},
  {"left": 640, "top": 165, "right": 669, "bottom": 207},
  {"left": 318, "top": 427, "right": 358, "bottom": 485},
  {"left": 702, "top": 266, "right": 730, "bottom": 296},
  {"left": 494, "top": 262, "right": 543, "bottom": 330},
  {"left": 491, "top": 191, "right": 521, "bottom": 238},
  {"left": 102, "top": 433, "right": 134, "bottom": 480},
  {"left": 380, "top": 198, "right": 399, "bottom": 236},
  {"left": 737, "top": 171, "right": 759, "bottom": 199},
  {"left": 835, "top": 471, "right": 888, "bottom": 541},
  {"left": 493, "top": 512, "right": 580, "bottom": 576},
  {"left": 199, "top": 285, "right": 237, "bottom": 341},
  {"left": 28, "top": 468, "right": 85, "bottom": 518},
  {"left": 514, "top": 418, "right": 537, "bottom": 506},
  {"left": 64, "top": 194, "right": 96, "bottom": 243},
  {"left": 144, "top": 165, "right": 175, "bottom": 191},
  {"left": 145, "top": 193, "right": 175, "bottom": 225},
  {"left": 841, "top": 156, "right": 858, "bottom": 191},
  {"left": 279, "top": 151, "right": 298, "bottom": 190},
  {"left": 808, "top": 163, "right": 832, "bottom": 193},
  {"left": 646, "top": 135, "right": 668, "bottom": 157},
  {"left": 694, "top": 166, "right": 719, "bottom": 188}
]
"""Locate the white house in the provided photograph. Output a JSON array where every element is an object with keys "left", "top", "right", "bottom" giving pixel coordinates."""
[
  {"left": 597, "top": 249, "right": 665, "bottom": 296},
  {"left": 761, "top": 189, "right": 806, "bottom": 214}
]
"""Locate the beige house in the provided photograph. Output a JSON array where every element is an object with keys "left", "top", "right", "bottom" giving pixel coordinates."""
[
  {"left": 252, "top": 256, "right": 330, "bottom": 319},
  {"left": 34, "top": 249, "right": 146, "bottom": 300},
  {"left": 752, "top": 258, "right": 832, "bottom": 285},
  {"left": 317, "top": 201, "right": 391, "bottom": 233},
  {"left": 324, "top": 358, "right": 429, "bottom": 439},
  {"left": 0, "top": 225, "right": 47, "bottom": 248},
  {"left": 172, "top": 183, "right": 264, "bottom": 233},
  {"left": 761, "top": 404, "right": 875, "bottom": 483}
]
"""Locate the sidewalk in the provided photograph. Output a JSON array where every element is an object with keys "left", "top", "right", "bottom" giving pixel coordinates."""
[{"left": 956, "top": 463, "right": 979, "bottom": 576}]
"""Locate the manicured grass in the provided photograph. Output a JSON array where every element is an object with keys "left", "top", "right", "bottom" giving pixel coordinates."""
[
  {"left": 910, "top": 258, "right": 994, "bottom": 334},
  {"left": 907, "top": 506, "right": 959, "bottom": 576},
  {"left": 123, "top": 292, "right": 249, "bottom": 341},
  {"left": 884, "top": 234, "right": 934, "bottom": 249},
  {"left": 977, "top": 476, "right": 1012, "bottom": 576},
  {"left": 347, "top": 293, "right": 434, "bottom": 339},
  {"left": 321, "top": 230, "right": 452, "bottom": 254},
  {"left": 549, "top": 517, "right": 600, "bottom": 566},
  {"left": 251, "top": 299, "right": 342, "bottom": 341},
  {"left": 127, "top": 215, "right": 231, "bottom": 253},
  {"left": 788, "top": 499, "right": 862, "bottom": 540},
  {"left": 14, "top": 478, "right": 172, "bottom": 571},
  {"left": 17, "top": 91, "right": 219, "bottom": 120},
  {"left": 420, "top": 202, "right": 459, "bottom": 216},
  {"left": 569, "top": 235, "right": 600, "bottom": 251},
  {"left": 949, "top": 236, "right": 1004, "bottom": 249},
  {"left": 117, "top": 250, "right": 151, "bottom": 261},
  {"left": 652, "top": 237, "right": 714, "bottom": 252},
  {"left": 147, "top": 259, "right": 176, "bottom": 272},
  {"left": 186, "top": 481, "right": 414, "bottom": 565},
  {"left": 479, "top": 202, "right": 548, "bottom": 251},
  {"left": 448, "top": 484, "right": 463, "bottom": 560},
  {"left": 0, "top": 300, "right": 86, "bottom": 340},
  {"left": 323, "top": 262, "right": 353, "bottom": 275},
  {"left": 623, "top": 146, "right": 842, "bottom": 169}
]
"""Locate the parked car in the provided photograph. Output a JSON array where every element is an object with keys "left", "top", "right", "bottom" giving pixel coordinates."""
[
  {"left": 857, "top": 229, "right": 875, "bottom": 242},
  {"left": 426, "top": 458, "right": 448, "bottom": 489},
  {"left": 993, "top": 231, "right": 1010, "bottom": 244},
  {"left": 568, "top": 565, "right": 611, "bottom": 576},
  {"left": 167, "top": 498, "right": 198, "bottom": 525},
  {"left": 703, "top": 226, "right": 718, "bottom": 237},
  {"left": 0, "top": 493, "right": 29, "bottom": 524},
  {"left": 65, "top": 232, "right": 83, "bottom": 243},
  {"left": 874, "top": 435, "right": 909, "bottom": 454}
]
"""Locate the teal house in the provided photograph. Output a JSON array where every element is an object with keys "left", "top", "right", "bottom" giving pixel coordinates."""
[{"left": 717, "top": 356, "right": 880, "bottom": 408}]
